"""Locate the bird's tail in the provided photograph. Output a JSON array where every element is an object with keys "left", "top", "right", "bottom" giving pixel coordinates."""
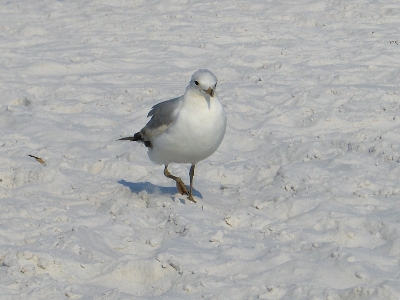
[
  {"left": 118, "top": 132, "right": 152, "bottom": 148},
  {"left": 118, "top": 132, "right": 143, "bottom": 142}
]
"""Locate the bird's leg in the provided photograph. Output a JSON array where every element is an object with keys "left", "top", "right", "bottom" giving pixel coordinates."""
[
  {"left": 188, "top": 164, "right": 196, "bottom": 203},
  {"left": 164, "top": 165, "right": 189, "bottom": 196}
]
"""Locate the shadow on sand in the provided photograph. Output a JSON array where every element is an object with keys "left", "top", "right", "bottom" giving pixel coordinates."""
[{"left": 117, "top": 180, "right": 202, "bottom": 199}]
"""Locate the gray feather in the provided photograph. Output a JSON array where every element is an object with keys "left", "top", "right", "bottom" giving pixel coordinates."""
[{"left": 140, "top": 97, "right": 181, "bottom": 140}]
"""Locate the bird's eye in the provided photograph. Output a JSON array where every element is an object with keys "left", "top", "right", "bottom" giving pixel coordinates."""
[{"left": 194, "top": 80, "right": 199, "bottom": 86}]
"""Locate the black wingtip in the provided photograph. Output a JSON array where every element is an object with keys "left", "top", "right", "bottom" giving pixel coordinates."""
[
  {"left": 118, "top": 132, "right": 143, "bottom": 142},
  {"left": 118, "top": 136, "right": 136, "bottom": 141}
]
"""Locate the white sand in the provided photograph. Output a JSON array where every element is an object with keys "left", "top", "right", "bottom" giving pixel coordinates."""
[{"left": 1, "top": 0, "right": 400, "bottom": 299}]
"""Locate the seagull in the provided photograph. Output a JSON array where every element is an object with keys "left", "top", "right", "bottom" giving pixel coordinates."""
[{"left": 119, "top": 69, "right": 227, "bottom": 202}]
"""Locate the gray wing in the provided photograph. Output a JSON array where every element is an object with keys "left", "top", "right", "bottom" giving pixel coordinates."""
[{"left": 140, "top": 96, "right": 181, "bottom": 140}]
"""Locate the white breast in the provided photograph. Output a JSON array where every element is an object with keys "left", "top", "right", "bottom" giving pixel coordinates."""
[{"left": 148, "top": 93, "right": 226, "bottom": 165}]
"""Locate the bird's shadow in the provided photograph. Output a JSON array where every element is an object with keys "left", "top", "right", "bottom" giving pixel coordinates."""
[{"left": 118, "top": 180, "right": 202, "bottom": 200}]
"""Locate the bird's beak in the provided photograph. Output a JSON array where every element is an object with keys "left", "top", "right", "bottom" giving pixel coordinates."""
[{"left": 205, "top": 87, "right": 214, "bottom": 98}]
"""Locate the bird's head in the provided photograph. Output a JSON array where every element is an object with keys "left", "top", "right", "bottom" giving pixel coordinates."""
[{"left": 190, "top": 69, "right": 217, "bottom": 98}]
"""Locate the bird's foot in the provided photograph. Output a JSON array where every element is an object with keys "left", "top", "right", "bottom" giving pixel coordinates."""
[
  {"left": 175, "top": 178, "right": 189, "bottom": 196},
  {"left": 187, "top": 194, "right": 197, "bottom": 203}
]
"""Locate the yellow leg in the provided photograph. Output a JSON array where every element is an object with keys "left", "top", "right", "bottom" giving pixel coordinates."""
[
  {"left": 188, "top": 165, "right": 196, "bottom": 203},
  {"left": 164, "top": 165, "right": 189, "bottom": 196}
]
